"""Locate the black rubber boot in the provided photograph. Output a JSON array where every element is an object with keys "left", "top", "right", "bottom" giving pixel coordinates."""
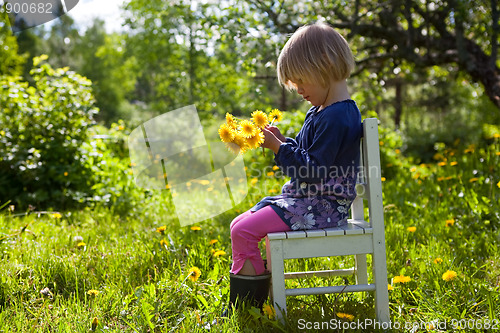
[{"left": 222, "top": 273, "right": 271, "bottom": 317}]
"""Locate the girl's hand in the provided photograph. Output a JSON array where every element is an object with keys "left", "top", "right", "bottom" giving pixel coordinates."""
[
  {"left": 261, "top": 127, "right": 283, "bottom": 154},
  {"left": 265, "top": 125, "right": 286, "bottom": 142}
]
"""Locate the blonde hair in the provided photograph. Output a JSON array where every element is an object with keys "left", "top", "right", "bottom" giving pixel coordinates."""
[{"left": 277, "top": 22, "right": 355, "bottom": 90}]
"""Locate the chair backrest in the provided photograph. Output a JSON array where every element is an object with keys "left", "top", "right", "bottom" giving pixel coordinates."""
[{"left": 350, "top": 118, "right": 384, "bottom": 235}]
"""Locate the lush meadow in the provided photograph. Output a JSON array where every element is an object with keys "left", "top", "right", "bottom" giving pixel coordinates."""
[{"left": 0, "top": 118, "right": 499, "bottom": 332}]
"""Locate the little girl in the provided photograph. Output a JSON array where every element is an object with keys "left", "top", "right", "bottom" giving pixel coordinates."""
[{"left": 226, "top": 21, "right": 362, "bottom": 311}]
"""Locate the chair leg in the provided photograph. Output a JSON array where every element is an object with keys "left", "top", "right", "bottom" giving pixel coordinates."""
[
  {"left": 372, "top": 251, "right": 390, "bottom": 324},
  {"left": 266, "top": 237, "right": 287, "bottom": 322},
  {"left": 355, "top": 254, "right": 368, "bottom": 285}
]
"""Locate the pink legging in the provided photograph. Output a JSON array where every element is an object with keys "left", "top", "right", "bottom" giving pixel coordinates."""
[{"left": 230, "top": 206, "right": 291, "bottom": 275}]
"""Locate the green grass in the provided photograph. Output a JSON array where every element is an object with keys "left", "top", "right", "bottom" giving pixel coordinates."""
[{"left": 0, "top": 137, "right": 499, "bottom": 332}]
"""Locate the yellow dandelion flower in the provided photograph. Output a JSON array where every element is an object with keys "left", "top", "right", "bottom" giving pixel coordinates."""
[
  {"left": 464, "top": 144, "right": 475, "bottom": 154},
  {"left": 209, "top": 239, "right": 218, "bottom": 245},
  {"left": 52, "top": 213, "right": 62, "bottom": 219},
  {"left": 262, "top": 304, "right": 275, "bottom": 319},
  {"left": 438, "top": 161, "right": 447, "bottom": 167},
  {"left": 239, "top": 120, "right": 258, "bottom": 138},
  {"left": 272, "top": 165, "right": 280, "bottom": 170},
  {"left": 336, "top": 312, "right": 355, "bottom": 321},
  {"left": 437, "top": 176, "right": 445, "bottom": 181},
  {"left": 442, "top": 270, "right": 457, "bottom": 282},
  {"left": 407, "top": 226, "right": 416, "bottom": 232},
  {"left": 218, "top": 124, "right": 235, "bottom": 143},
  {"left": 246, "top": 131, "right": 265, "bottom": 149},
  {"left": 213, "top": 250, "right": 226, "bottom": 257},
  {"left": 91, "top": 317, "right": 98, "bottom": 331},
  {"left": 445, "top": 219, "right": 455, "bottom": 227},
  {"left": 250, "top": 178, "right": 258, "bottom": 185},
  {"left": 393, "top": 275, "right": 411, "bottom": 284},
  {"left": 233, "top": 132, "right": 248, "bottom": 152},
  {"left": 251, "top": 110, "right": 269, "bottom": 128},
  {"left": 469, "top": 177, "right": 479, "bottom": 183},
  {"left": 190, "top": 226, "right": 201, "bottom": 231},
  {"left": 87, "top": 289, "right": 100, "bottom": 296},
  {"left": 497, "top": 180, "right": 500, "bottom": 188},
  {"left": 433, "top": 258, "right": 443, "bottom": 264},
  {"left": 160, "top": 239, "right": 168, "bottom": 247},
  {"left": 268, "top": 109, "right": 283, "bottom": 123},
  {"left": 225, "top": 142, "right": 241, "bottom": 155},
  {"left": 77, "top": 242, "right": 86, "bottom": 248},
  {"left": 381, "top": 177, "right": 386, "bottom": 182},
  {"left": 226, "top": 113, "right": 236, "bottom": 126},
  {"left": 388, "top": 284, "right": 394, "bottom": 291},
  {"left": 267, "top": 171, "right": 275, "bottom": 177},
  {"left": 63, "top": 172, "right": 68, "bottom": 176},
  {"left": 188, "top": 266, "right": 201, "bottom": 282},
  {"left": 156, "top": 225, "right": 166, "bottom": 234},
  {"left": 450, "top": 161, "right": 458, "bottom": 166}
]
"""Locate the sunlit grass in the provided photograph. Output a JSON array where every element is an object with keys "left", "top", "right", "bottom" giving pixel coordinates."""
[{"left": 0, "top": 137, "right": 498, "bottom": 332}]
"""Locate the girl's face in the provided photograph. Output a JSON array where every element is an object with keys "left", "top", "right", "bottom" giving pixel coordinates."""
[{"left": 291, "top": 80, "right": 329, "bottom": 108}]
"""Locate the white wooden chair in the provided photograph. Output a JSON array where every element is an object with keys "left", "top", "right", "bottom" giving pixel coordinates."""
[{"left": 265, "top": 118, "right": 390, "bottom": 323}]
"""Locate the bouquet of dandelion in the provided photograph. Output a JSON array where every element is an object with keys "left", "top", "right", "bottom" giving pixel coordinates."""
[{"left": 218, "top": 109, "right": 283, "bottom": 154}]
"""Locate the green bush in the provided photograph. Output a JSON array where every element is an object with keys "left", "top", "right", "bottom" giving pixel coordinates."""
[{"left": 0, "top": 55, "right": 99, "bottom": 209}]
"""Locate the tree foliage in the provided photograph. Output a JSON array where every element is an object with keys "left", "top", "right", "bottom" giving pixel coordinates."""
[
  {"left": 0, "top": 56, "right": 98, "bottom": 209},
  {"left": 242, "top": 0, "right": 500, "bottom": 109}
]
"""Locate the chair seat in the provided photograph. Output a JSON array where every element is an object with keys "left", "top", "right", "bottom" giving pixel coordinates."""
[{"left": 267, "top": 219, "right": 372, "bottom": 241}]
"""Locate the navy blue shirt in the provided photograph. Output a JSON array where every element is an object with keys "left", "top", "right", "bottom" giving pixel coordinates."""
[{"left": 251, "top": 99, "right": 362, "bottom": 230}]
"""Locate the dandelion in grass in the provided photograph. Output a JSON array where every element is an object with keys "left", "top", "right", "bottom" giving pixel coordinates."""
[
  {"left": 188, "top": 266, "right": 201, "bottom": 282},
  {"left": 445, "top": 219, "right": 455, "bottom": 227},
  {"left": 336, "top": 313, "right": 355, "bottom": 321},
  {"left": 87, "top": 289, "right": 100, "bottom": 296},
  {"left": 52, "top": 213, "right": 62, "bottom": 219},
  {"left": 268, "top": 109, "right": 283, "bottom": 123},
  {"left": 388, "top": 284, "right": 394, "bottom": 291},
  {"left": 262, "top": 304, "right": 275, "bottom": 319},
  {"left": 393, "top": 275, "right": 411, "bottom": 284},
  {"left": 160, "top": 239, "right": 168, "bottom": 248},
  {"left": 407, "top": 226, "right": 416, "bottom": 232},
  {"left": 213, "top": 250, "right": 226, "bottom": 257},
  {"left": 240, "top": 120, "right": 258, "bottom": 138},
  {"left": 190, "top": 226, "right": 201, "bottom": 231},
  {"left": 156, "top": 225, "right": 166, "bottom": 234},
  {"left": 464, "top": 144, "right": 475, "bottom": 154},
  {"left": 469, "top": 177, "right": 479, "bottom": 183},
  {"left": 251, "top": 110, "right": 269, "bottom": 128},
  {"left": 218, "top": 124, "right": 235, "bottom": 143},
  {"left": 63, "top": 172, "right": 68, "bottom": 176},
  {"left": 91, "top": 317, "right": 98, "bottom": 331},
  {"left": 442, "top": 270, "right": 457, "bottom": 282},
  {"left": 209, "top": 239, "right": 218, "bottom": 245},
  {"left": 77, "top": 241, "right": 86, "bottom": 248},
  {"left": 497, "top": 180, "right": 500, "bottom": 188},
  {"left": 433, "top": 258, "right": 443, "bottom": 264}
]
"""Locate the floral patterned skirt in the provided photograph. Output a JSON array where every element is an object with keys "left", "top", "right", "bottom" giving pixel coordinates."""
[{"left": 251, "top": 176, "right": 357, "bottom": 230}]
